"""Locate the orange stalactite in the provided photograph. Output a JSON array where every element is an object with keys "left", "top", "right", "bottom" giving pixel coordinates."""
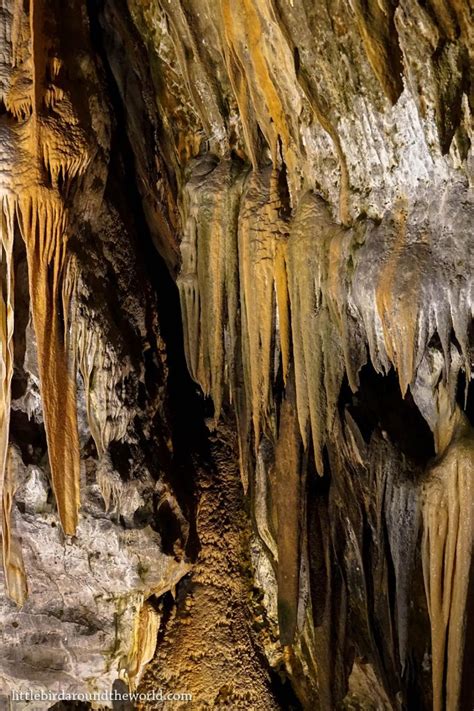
[{"left": 17, "top": 195, "right": 81, "bottom": 536}]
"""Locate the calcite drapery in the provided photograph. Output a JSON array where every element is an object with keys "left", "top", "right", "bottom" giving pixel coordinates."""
[
  {"left": 0, "top": 0, "right": 471, "bottom": 708},
  {"left": 0, "top": 0, "right": 191, "bottom": 701},
  {"left": 123, "top": 0, "right": 472, "bottom": 707},
  {"left": 0, "top": 0, "right": 99, "bottom": 540}
]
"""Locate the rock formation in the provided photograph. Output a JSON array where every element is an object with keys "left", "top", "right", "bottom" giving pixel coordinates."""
[{"left": 0, "top": 0, "right": 472, "bottom": 709}]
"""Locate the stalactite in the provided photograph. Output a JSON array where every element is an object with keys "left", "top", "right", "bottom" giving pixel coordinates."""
[
  {"left": 180, "top": 166, "right": 473, "bottom": 514},
  {"left": 17, "top": 195, "right": 80, "bottom": 536},
  {"left": 178, "top": 157, "right": 246, "bottom": 425},
  {"left": 178, "top": 156, "right": 472, "bottom": 494},
  {"left": 0, "top": 0, "right": 468, "bottom": 704},
  {"left": 96, "top": 455, "right": 126, "bottom": 514},
  {"left": 0, "top": 197, "right": 27, "bottom": 604},
  {"left": 0, "top": 0, "right": 94, "bottom": 538},
  {"left": 178, "top": 158, "right": 293, "bottom": 457},
  {"left": 422, "top": 392, "right": 474, "bottom": 711},
  {"left": 105, "top": 0, "right": 473, "bottom": 707},
  {"left": 0, "top": 0, "right": 203, "bottom": 701},
  {"left": 1, "top": 446, "right": 27, "bottom": 605},
  {"left": 286, "top": 192, "right": 345, "bottom": 473},
  {"left": 238, "top": 167, "right": 285, "bottom": 446},
  {"left": 374, "top": 206, "right": 425, "bottom": 397},
  {"left": 0, "top": 197, "right": 14, "bottom": 530},
  {"left": 177, "top": 160, "right": 473, "bottom": 700},
  {"left": 76, "top": 316, "right": 132, "bottom": 458}
]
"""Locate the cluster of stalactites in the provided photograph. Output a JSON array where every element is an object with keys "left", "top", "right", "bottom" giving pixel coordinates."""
[
  {"left": 18, "top": 194, "right": 81, "bottom": 533},
  {"left": 178, "top": 154, "right": 473, "bottom": 706},
  {"left": 179, "top": 155, "right": 473, "bottom": 477},
  {"left": 75, "top": 307, "right": 134, "bottom": 459},
  {"left": 0, "top": 0, "right": 104, "bottom": 605},
  {"left": 0, "top": 197, "right": 27, "bottom": 605},
  {"left": 0, "top": 190, "right": 82, "bottom": 604},
  {"left": 422, "top": 430, "right": 473, "bottom": 711},
  {"left": 410, "top": 366, "right": 474, "bottom": 711}
]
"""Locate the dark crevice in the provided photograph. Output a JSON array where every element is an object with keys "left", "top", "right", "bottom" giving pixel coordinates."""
[
  {"left": 11, "top": 219, "right": 30, "bottom": 400},
  {"left": 9, "top": 410, "right": 47, "bottom": 466},
  {"left": 152, "top": 495, "right": 186, "bottom": 557},
  {"left": 293, "top": 46, "right": 300, "bottom": 74},
  {"left": 456, "top": 370, "right": 474, "bottom": 426},
  {"left": 266, "top": 662, "right": 303, "bottom": 711},
  {"left": 338, "top": 364, "right": 435, "bottom": 466},
  {"left": 108, "top": 440, "right": 132, "bottom": 482},
  {"left": 87, "top": 0, "right": 208, "bottom": 562},
  {"left": 277, "top": 137, "right": 292, "bottom": 220}
]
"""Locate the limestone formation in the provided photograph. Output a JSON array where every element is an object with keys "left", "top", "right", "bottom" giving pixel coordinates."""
[{"left": 0, "top": 1, "right": 472, "bottom": 710}]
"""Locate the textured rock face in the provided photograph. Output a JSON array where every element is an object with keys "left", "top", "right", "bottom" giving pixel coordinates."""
[
  {"left": 117, "top": 1, "right": 472, "bottom": 708},
  {"left": 0, "top": 449, "right": 188, "bottom": 699},
  {"left": 0, "top": 1, "right": 472, "bottom": 710},
  {"left": 0, "top": 0, "right": 190, "bottom": 703}
]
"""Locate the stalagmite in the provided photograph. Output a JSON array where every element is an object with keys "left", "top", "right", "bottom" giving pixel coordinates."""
[
  {"left": 126, "top": 598, "right": 160, "bottom": 691},
  {"left": 275, "top": 374, "right": 301, "bottom": 645},
  {"left": 384, "top": 474, "right": 420, "bottom": 673}
]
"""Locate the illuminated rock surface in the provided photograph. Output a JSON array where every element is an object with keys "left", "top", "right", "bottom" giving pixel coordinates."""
[{"left": 0, "top": 1, "right": 472, "bottom": 709}]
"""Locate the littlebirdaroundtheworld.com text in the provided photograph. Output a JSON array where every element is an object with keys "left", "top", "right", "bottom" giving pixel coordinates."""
[{"left": 11, "top": 689, "right": 192, "bottom": 703}]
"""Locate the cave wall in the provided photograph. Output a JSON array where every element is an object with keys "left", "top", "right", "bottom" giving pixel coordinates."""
[
  {"left": 116, "top": 1, "right": 473, "bottom": 708},
  {"left": 0, "top": 0, "right": 191, "bottom": 700},
  {"left": 0, "top": 1, "right": 472, "bottom": 710}
]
